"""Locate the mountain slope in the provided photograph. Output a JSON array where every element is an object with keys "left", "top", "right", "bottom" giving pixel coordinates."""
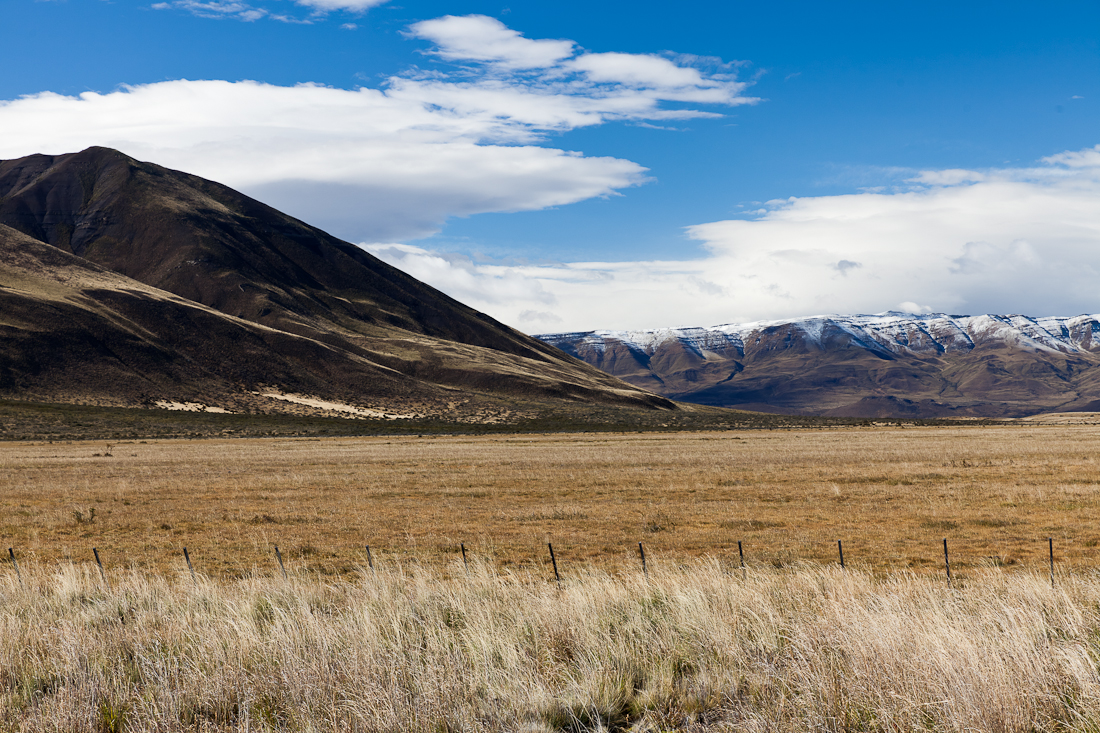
[
  {"left": 537, "top": 313, "right": 1100, "bottom": 417},
  {"left": 0, "top": 148, "right": 673, "bottom": 415},
  {"left": 0, "top": 221, "right": 463, "bottom": 412},
  {"left": 0, "top": 147, "right": 550, "bottom": 354}
]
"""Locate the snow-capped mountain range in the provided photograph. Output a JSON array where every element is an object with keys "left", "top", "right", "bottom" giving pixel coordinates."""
[
  {"left": 536, "top": 313, "right": 1100, "bottom": 418},
  {"left": 538, "top": 312, "right": 1100, "bottom": 359}
]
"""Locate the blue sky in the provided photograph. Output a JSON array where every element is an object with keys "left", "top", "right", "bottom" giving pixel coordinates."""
[{"left": 1, "top": 1, "right": 1099, "bottom": 330}]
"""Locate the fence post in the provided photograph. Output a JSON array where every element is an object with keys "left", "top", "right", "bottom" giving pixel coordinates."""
[
  {"left": 738, "top": 540, "right": 746, "bottom": 580},
  {"left": 837, "top": 540, "right": 845, "bottom": 569},
  {"left": 183, "top": 547, "right": 197, "bottom": 585},
  {"left": 93, "top": 548, "right": 111, "bottom": 591},
  {"left": 274, "top": 545, "right": 287, "bottom": 579},
  {"left": 1049, "top": 537, "right": 1055, "bottom": 588},
  {"left": 943, "top": 538, "right": 952, "bottom": 588},
  {"left": 461, "top": 543, "right": 469, "bottom": 575},
  {"left": 548, "top": 543, "right": 561, "bottom": 590},
  {"left": 365, "top": 545, "right": 374, "bottom": 571},
  {"left": 9, "top": 548, "right": 22, "bottom": 588},
  {"left": 638, "top": 542, "right": 648, "bottom": 579}
]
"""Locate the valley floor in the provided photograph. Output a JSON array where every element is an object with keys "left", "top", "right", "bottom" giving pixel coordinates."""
[
  {"left": 2, "top": 424, "right": 1099, "bottom": 576},
  {"left": 5, "top": 425, "right": 1100, "bottom": 730}
]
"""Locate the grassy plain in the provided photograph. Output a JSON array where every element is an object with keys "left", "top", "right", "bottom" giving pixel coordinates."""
[
  {"left": 3, "top": 423, "right": 1100, "bottom": 578},
  {"left": 6, "top": 423, "right": 1100, "bottom": 731},
  {"left": 5, "top": 561, "right": 1100, "bottom": 732}
]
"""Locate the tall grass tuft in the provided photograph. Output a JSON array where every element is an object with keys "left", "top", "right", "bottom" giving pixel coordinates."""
[{"left": 4, "top": 559, "right": 1100, "bottom": 730}]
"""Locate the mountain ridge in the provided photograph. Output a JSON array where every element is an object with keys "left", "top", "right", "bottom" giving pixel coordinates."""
[
  {"left": 539, "top": 312, "right": 1100, "bottom": 357},
  {"left": 0, "top": 147, "right": 675, "bottom": 418},
  {"left": 537, "top": 312, "right": 1100, "bottom": 418}
]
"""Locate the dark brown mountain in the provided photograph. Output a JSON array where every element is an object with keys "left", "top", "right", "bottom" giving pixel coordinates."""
[
  {"left": 537, "top": 313, "right": 1100, "bottom": 418},
  {"left": 0, "top": 147, "right": 673, "bottom": 417}
]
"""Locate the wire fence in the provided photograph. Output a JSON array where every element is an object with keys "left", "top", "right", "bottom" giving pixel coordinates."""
[{"left": 3, "top": 535, "right": 1066, "bottom": 590}]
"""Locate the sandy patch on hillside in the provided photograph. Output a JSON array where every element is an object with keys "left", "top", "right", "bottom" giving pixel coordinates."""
[
  {"left": 154, "top": 400, "right": 232, "bottom": 413},
  {"left": 256, "top": 391, "right": 419, "bottom": 419}
]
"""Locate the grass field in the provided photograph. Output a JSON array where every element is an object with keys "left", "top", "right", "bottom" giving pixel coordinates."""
[
  {"left": 5, "top": 560, "right": 1100, "bottom": 731},
  {"left": 6, "top": 423, "right": 1100, "bottom": 731},
  {"left": 3, "top": 423, "right": 1100, "bottom": 578}
]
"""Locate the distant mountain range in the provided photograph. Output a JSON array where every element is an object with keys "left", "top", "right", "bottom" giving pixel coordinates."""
[
  {"left": 0, "top": 147, "right": 673, "bottom": 419},
  {"left": 537, "top": 313, "right": 1100, "bottom": 418}
]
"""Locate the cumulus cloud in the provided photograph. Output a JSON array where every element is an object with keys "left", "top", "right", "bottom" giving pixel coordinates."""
[
  {"left": 365, "top": 147, "right": 1100, "bottom": 332},
  {"left": 0, "top": 17, "right": 753, "bottom": 241},
  {"left": 409, "top": 15, "right": 575, "bottom": 69}
]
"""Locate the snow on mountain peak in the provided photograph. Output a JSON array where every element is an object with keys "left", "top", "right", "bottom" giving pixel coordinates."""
[{"left": 536, "top": 312, "right": 1100, "bottom": 358}]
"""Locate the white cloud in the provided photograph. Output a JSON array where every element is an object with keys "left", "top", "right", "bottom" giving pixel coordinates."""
[
  {"left": 294, "top": 0, "right": 387, "bottom": 10},
  {"left": 409, "top": 15, "right": 575, "bottom": 69},
  {"left": 0, "top": 18, "right": 751, "bottom": 241},
  {"left": 407, "top": 15, "right": 757, "bottom": 110},
  {"left": 1043, "top": 144, "right": 1100, "bottom": 169},
  {"left": 153, "top": 0, "right": 388, "bottom": 21},
  {"left": 0, "top": 80, "right": 647, "bottom": 241},
  {"left": 364, "top": 147, "right": 1100, "bottom": 332},
  {"left": 909, "top": 168, "right": 985, "bottom": 186},
  {"left": 363, "top": 244, "right": 562, "bottom": 310},
  {"left": 569, "top": 53, "right": 741, "bottom": 103},
  {"left": 154, "top": 1, "right": 267, "bottom": 21}
]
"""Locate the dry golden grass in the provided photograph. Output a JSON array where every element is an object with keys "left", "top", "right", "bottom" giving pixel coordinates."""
[
  {"left": 5, "top": 560, "right": 1100, "bottom": 731},
  {"left": 2, "top": 425, "right": 1100, "bottom": 578},
  {"left": 6, "top": 425, "right": 1100, "bottom": 731}
]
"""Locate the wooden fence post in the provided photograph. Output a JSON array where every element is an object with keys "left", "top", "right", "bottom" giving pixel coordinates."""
[
  {"left": 461, "top": 543, "right": 469, "bottom": 575},
  {"left": 274, "top": 545, "right": 287, "bottom": 579},
  {"left": 943, "top": 538, "right": 952, "bottom": 588},
  {"left": 9, "top": 548, "right": 22, "bottom": 588},
  {"left": 548, "top": 543, "right": 561, "bottom": 590},
  {"left": 93, "top": 548, "right": 110, "bottom": 591},
  {"left": 738, "top": 540, "right": 746, "bottom": 580},
  {"left": 638, "top": 542, "right": 648, "bottom": 579},
  {"left": 183, "top": 547, "right": 197, "bottom": 585},
  {"left": 365, "top": 545, "right": 374, "bottom": 571},
  {"left": 837, "top": 540, "right": 845, "bottom": 569},
  {"left": 1049, "top": 537, "right": 1055, "bottom": 588}
]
